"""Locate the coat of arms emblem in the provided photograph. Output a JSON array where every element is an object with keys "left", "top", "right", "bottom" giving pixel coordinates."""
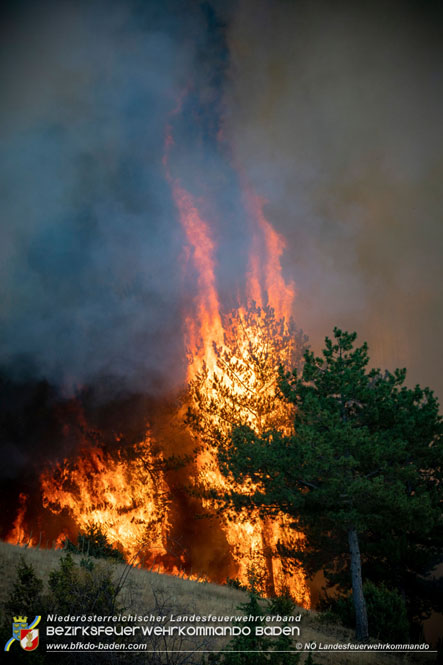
[{"left": 4, "top": 615, "right": 41, "bottom": 652}]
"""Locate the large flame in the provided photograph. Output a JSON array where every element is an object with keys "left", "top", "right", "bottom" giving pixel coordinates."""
[
  {"left": 170, "top": 180, "right": 224, "bottom": 379},
  {"left": 6, "top": 101, "right": 309, "bottom": 606}
]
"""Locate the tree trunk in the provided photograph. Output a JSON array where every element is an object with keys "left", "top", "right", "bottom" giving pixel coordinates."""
[{"left": 348, "top": 527, "right": 369, "bottom": 641}]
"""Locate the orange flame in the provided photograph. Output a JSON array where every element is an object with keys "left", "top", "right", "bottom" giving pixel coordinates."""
[
  {"left": 38, "top": 432, "right": 170, "bottom": 565},
  {"left": 244, "top": 188, "right": 295, "bottom": 321},
  {"left": 7, "top": 493, "right": 31, "bottom": 546}
]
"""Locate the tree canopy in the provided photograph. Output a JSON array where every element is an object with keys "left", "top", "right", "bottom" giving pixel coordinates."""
[{"left": 217, "top": 328, "right": 443, "bottom": 640}]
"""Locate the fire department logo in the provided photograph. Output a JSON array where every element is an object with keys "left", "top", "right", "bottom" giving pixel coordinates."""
[{"left": 4, "top": 615, "right": 41, "bottom": 652}]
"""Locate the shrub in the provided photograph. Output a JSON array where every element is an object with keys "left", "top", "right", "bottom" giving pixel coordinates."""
[
  {"left": 209, "top": 591, "right": 300, "bottom": 665},
  {"left": 267, "top": 586, "right": 297, "bottom": 616},
  {"left": 226, "top": 577, "right": 246, "bottom": 591},
  {"left": 1, "top": 558, "right": 46, "bottom": 664},
  {"left": 63, "top": 524, "right": 125, "bottom": 562},
  {"left": 2, "top": 552, "right": 127, "bottom": 664},
  {"left": 48, "top": 552, "right": 121, "bottom": 615},
  {"left": 4, "top": 556, "right": 44, "bottom": 618},
  {"left": 321, "top": 581, "right": 409, "bottom": 642}
]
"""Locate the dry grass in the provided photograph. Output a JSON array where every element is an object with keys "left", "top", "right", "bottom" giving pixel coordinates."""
[{"left": 0, "top": 541, "right": 435, "bottom": 664}]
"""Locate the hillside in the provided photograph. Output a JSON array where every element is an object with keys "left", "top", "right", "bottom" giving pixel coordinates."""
[{"left": 0, "top": 541, "right": 435, "bottom": 664}]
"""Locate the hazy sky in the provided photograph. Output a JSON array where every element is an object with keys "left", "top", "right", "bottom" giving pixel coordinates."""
[
  {"left": 224, "top": 0, "right": 443, "bottom": 395},
  {"left": 1, "top": 0, "right": 442, "bottom": 397}
]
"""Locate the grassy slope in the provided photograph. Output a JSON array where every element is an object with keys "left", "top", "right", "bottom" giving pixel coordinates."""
[{"left": 0, "top": 541, "right": 434, "bottom": 664}]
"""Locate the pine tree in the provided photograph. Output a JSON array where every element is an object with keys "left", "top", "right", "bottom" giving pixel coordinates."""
[
  {"left": 4, "top": 556, "right": 44, "bottom": 619},
  {"left": 209, "top": 591, "right": 301, "bottom": 665},
  {"left": 218, "top": 328, "right": 443, "bottom": 640}
]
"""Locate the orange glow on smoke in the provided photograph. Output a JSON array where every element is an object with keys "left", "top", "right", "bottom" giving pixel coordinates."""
[{"left": 170, "top": 181, "right": 223, "bottom": 379}]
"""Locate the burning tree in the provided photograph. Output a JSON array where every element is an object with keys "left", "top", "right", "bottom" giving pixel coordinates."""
[
  {"left": 184, "top": 303, "right": 310, "bottom": 603},
  {"left": 185, "top": 304, "right": 306, "bottom": 439}
]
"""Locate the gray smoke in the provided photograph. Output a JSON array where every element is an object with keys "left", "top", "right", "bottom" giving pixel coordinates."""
[{"left": 0, "top": 0, "right": 223, "bottom": 395}]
